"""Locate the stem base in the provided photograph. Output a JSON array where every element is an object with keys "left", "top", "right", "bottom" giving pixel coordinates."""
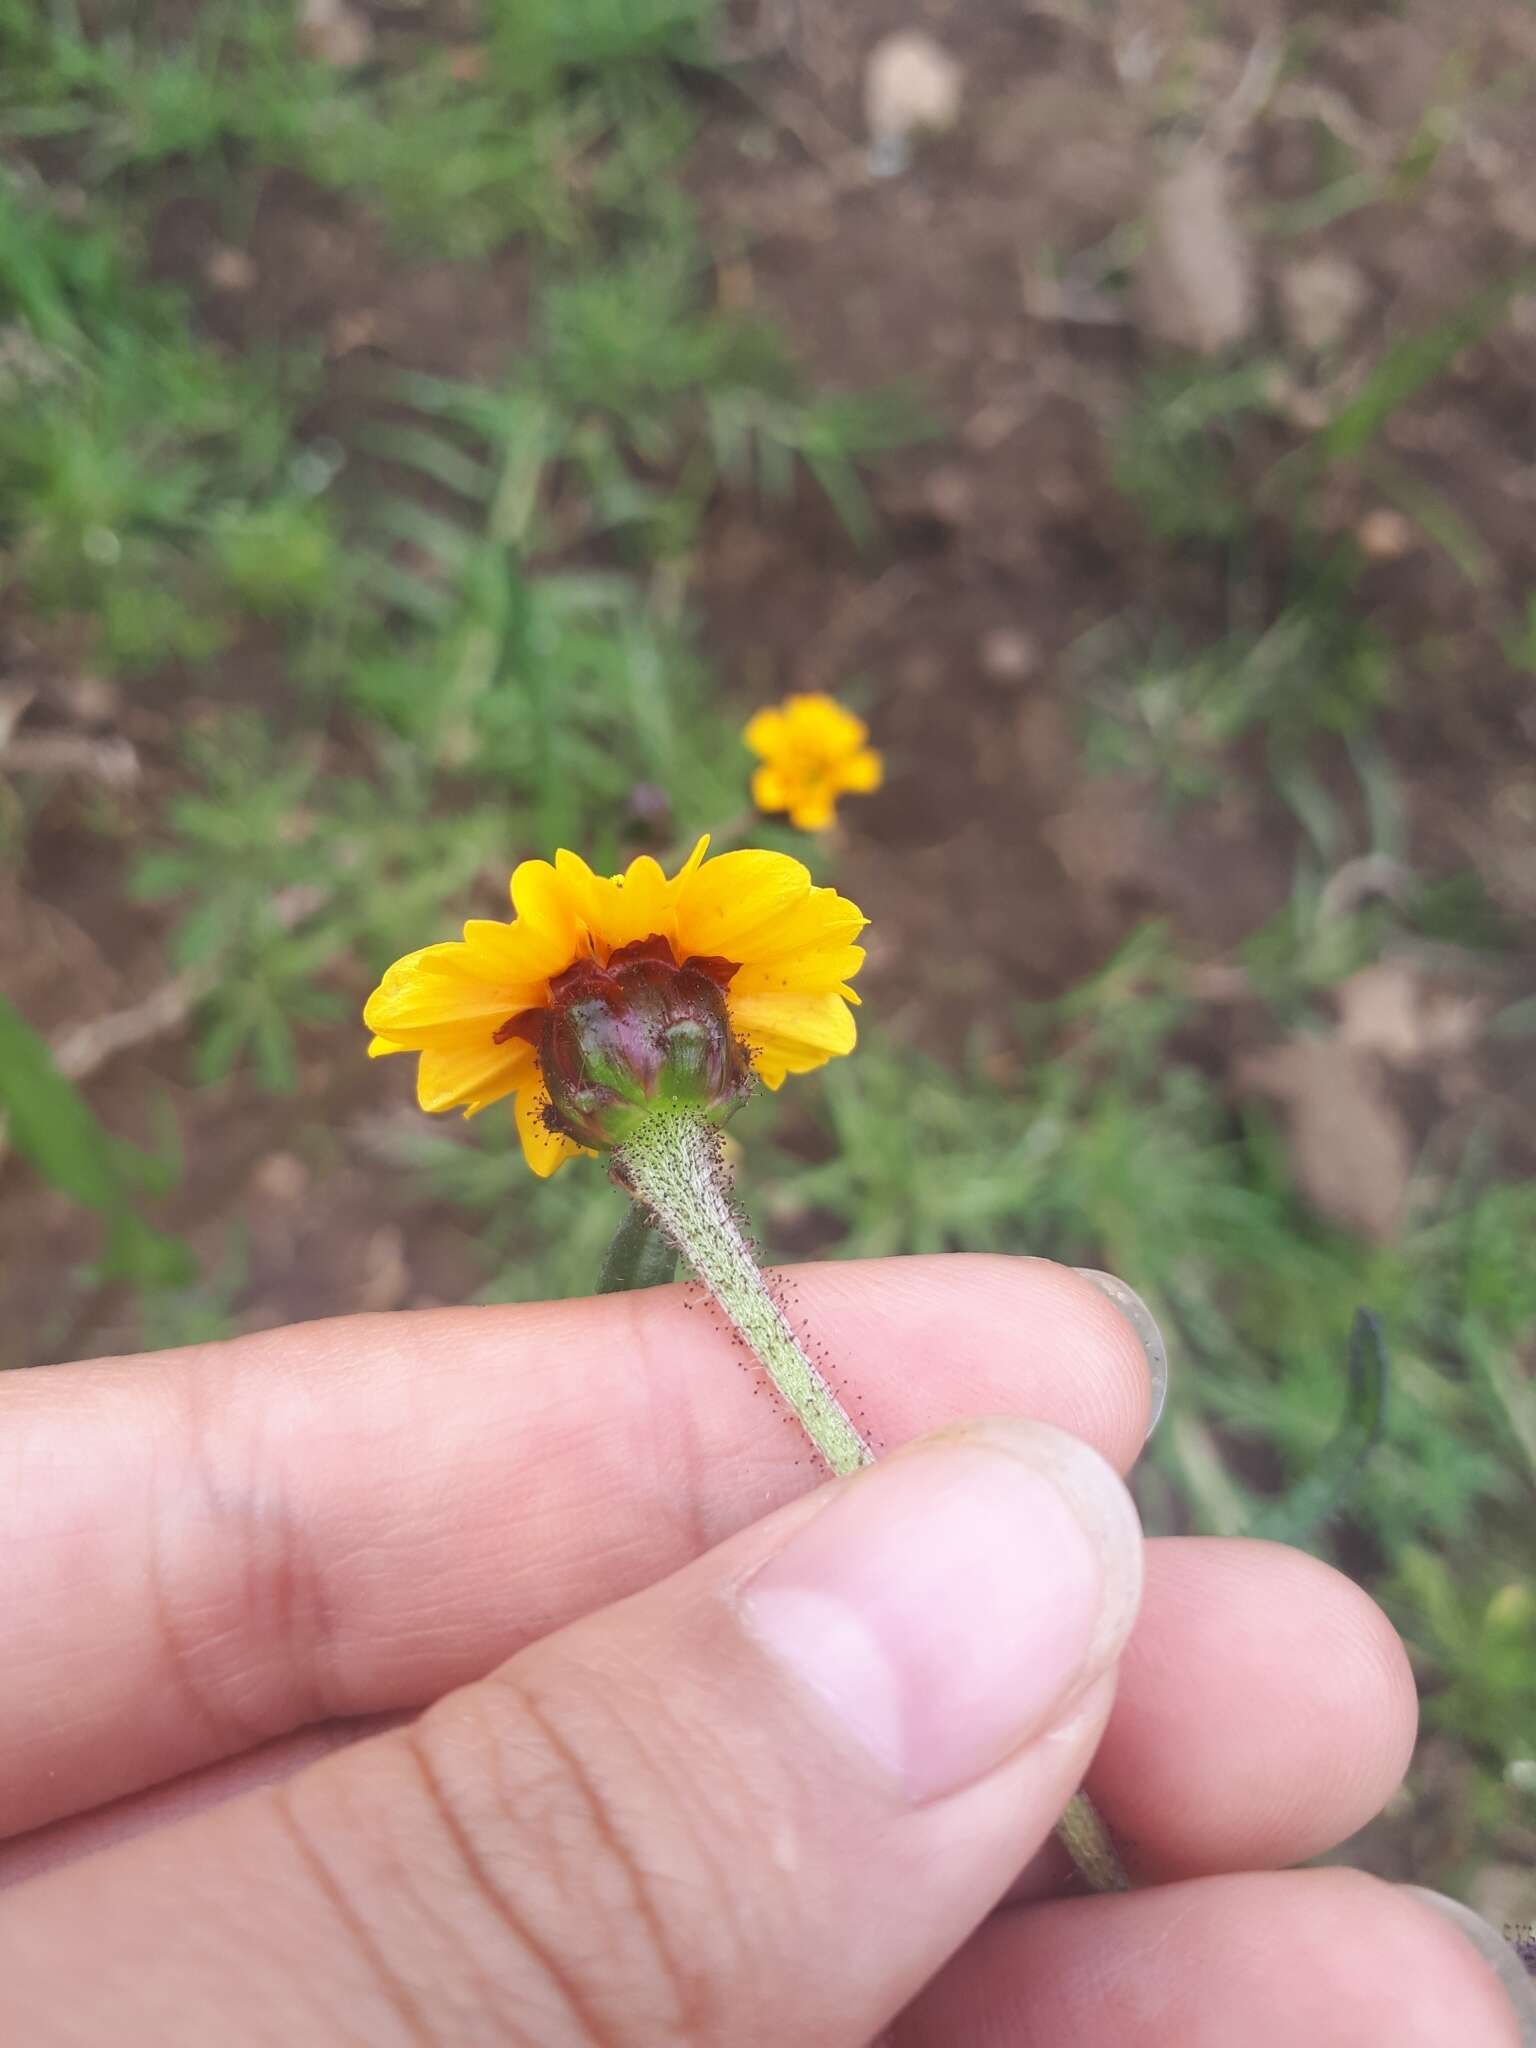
[{"left": 615, "top": 1107, "right": 870, "bottom": 1476}]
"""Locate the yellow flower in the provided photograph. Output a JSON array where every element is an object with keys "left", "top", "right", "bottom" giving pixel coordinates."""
[
  {"left": 744, "top": 692, "right": 884, "bottom": 832},
  {"left": 364, "top": 837, "right": 867, "bottom": 1177}
]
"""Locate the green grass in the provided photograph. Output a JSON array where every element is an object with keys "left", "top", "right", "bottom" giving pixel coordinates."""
[
  {"left": 0, "top": 995, "right": 190, "bottom": 1286},
  {"left": 0, "top": 0, "right": 918, "bottom": 1317},
  {"left": 1089, "top": 267, "right": 1534, "bottom": 871},
  {"left": 0, "top": 0, "right": 1532, "bottom": 1896},
  {"left": 0, "top": 182, "right": 327, "bottom": 665}
]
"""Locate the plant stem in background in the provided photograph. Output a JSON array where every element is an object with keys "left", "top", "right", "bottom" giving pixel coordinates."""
[
  {"left": 597, "top": 1200, "right": 680, "bottom": 1294},
  {"left": 610, "top": 1104, "right": 1127, "bottom": 1892},
  {"left": 615, "top": 1106, "right": 872, "bottom": 1475}
]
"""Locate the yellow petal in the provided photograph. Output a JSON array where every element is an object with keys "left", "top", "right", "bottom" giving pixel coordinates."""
[
  {"left": 507, "top": 860, "right": 585, "bottom": 977},
  {"left": 674, "top": 841, "right": 865, "bottom": 973},
  {"left": 674, "top": 847, "right": 814, "bottom": 958},
  {"left": 416, "top": 1036, "right": 535, "bottom": 1116},
  {"left": 837, "top": 747, "right": 884, "bottom": 794},
  {"left": 588, "top": 851, "right": 678, "bottom": 954},
  {"left": 514, "top": 1083, "right": 590, "bottom": 1178},
  {"left": 713, "top": 891, "right": 867, "bottom": 973},
  {"left": 368, "top": 1033, "right": 405, "bottom": 1059},
  {"left": 751, "top": 764, "right": 790, "bottom": 814},
  {"left": 363, "top": 943, "right": 519, "bottom": 1049},
  {"left": 729, "top": 943, "right": 865, "bottom": 1001},
  {"left": 457, "top": 920, "right": 559, "bottom": 1000},
  {"left": 676, "top": 833, "right": 711, "bottom": 882},
  {"left": 728, "top": 990, "right": 858, "bottom": 1073},
  {"left": 743, "top": 707, "right": 788, "bottom": 759},
  {"left": 552, "top": 847, "right": 604, "bottom": 934},
  {"left": 785, "top": 692, "right": 868, "bottom": 754},
  {"left": 789, "top": 793, "right": 836, "bottom": 832}
]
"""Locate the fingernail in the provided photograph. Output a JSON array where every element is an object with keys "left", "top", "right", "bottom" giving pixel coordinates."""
[
  {"left": 1074, "top": 1270, "right": 1169, "bottom": 1441},
  {"left": 1400, "top": 1889, "right": 1536, "bottom": 2045},
  {"left": 741, "top": 1419, "right": 1142, "bottom": 1805}
]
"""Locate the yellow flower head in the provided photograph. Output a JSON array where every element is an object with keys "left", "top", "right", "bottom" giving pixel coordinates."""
[
  {"left": 364, "top": 837, "right": 867, "bottom": 1177},
  {"left": 744, "top": 692, "right": 884, "bottom": 833}
]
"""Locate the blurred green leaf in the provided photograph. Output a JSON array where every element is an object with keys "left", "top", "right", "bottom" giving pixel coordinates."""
[
  {"left": 0, "top": 996, "right": 192, "bottom": 1285},
  {"left": 1321, "top": 279, "right": 1526, "bottom": 463},
  {"left": 1250, "top": 1309, "right": 1390, "bottom": 1543}
]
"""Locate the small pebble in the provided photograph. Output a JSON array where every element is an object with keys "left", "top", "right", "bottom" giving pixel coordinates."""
[
  {"left": 979, "top": 628, "right": 1040, "bottom": 686},
  {"left": 1278, "top": 252, "right": 1370, "bottom": 356},
  {"left": 865, "top": 31, "right": 963, "bottom": 176},
  {"left": 1357, "top": 508, "right": 1414, "bottom": 560},
  {"left": 206, "top": 245, "right": 257, "bottom": 293}
]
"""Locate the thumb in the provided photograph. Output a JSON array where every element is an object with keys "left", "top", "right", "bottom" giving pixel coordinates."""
[{"left": 2, "top": 1417, "right": 1143, "bottom": 2047}]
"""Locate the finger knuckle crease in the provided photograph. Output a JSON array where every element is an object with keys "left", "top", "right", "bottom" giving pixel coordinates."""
[{"left": 152, "top": 1373, "right": 334, "bottom": 1752}]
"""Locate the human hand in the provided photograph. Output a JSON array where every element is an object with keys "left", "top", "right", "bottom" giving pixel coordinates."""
[{"left": 2, "top": 1257, "right": 1529, "bottom": 2044}]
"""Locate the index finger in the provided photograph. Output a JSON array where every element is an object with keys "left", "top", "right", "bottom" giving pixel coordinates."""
[{"left": 3, "top": 1255, "right": 1151, "bottom": 1838}]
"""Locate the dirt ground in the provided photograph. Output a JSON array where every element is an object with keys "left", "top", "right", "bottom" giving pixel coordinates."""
[
  {"left": 693, "top": 0, "right": 1536, "bottom": 994},
  {"left": 5, "top": 0, "right": 1536, "bottom": 1364}
]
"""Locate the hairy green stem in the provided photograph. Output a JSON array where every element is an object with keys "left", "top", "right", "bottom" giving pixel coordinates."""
[
  {"left": 597, "top": 1201, "right": 680, "bottom": 1294},
  {"left": 612, "top": 1103, "right": 1125, "bottom": 1890},
  {"left": 615, "top": 1107, "right": 871, "bottom": 1475}
]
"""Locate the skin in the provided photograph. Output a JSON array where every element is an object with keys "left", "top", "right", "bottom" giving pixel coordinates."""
[{"left": 0, "top": 1255, "right": 1519, "bottom": 2046}]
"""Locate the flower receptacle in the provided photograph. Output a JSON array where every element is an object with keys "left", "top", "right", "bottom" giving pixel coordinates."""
[{"left": 508, "top": 939, "right": 752, "bottom": 1154}]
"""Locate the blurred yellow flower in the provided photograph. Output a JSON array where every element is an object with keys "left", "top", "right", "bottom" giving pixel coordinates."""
[
  {"left": 744, "top": 692, "right": 884, "bottom": 832},
  {"left": 364, "top": 837, "right": 866, "bottom": 1177}
]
